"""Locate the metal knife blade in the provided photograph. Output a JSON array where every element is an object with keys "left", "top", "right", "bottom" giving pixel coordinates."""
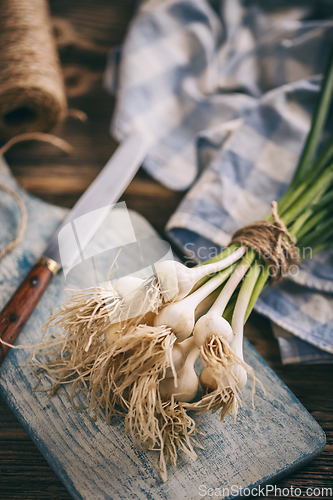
[{"left": 45, "top": 132, "right": 148, "bottom": 265}]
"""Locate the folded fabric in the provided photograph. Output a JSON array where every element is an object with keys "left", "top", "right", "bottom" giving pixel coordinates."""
[
  {"left": 271, "top": 323, "right": 333, "bottom": 365},
  {"left": 105, "top": 0, "right": 333, "bottom": 363}
]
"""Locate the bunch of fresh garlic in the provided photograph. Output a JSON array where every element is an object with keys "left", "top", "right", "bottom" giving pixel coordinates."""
[{"left": 152, "top": 247, "right": 265, "bottom": 421}]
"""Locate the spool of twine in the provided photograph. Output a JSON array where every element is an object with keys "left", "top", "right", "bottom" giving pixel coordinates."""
[{"left": 0, "top": 0, "right": 67, "bottom": 140}]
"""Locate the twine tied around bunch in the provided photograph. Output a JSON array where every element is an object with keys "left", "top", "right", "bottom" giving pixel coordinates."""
[{"left": 231, "top": 201, "right": 299, "bottom": 281}]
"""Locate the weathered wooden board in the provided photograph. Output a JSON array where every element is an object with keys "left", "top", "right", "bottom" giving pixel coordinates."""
[{"left": 0, "top": 158, "right": 325, "bottom": 500}]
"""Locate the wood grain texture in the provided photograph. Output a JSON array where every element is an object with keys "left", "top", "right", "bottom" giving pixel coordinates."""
[
  {"left": 0, "top": 1, "right": 332, "bottom": 499},
  {"left": 0, "top": 262, "right": 53, "bottom": 364}
]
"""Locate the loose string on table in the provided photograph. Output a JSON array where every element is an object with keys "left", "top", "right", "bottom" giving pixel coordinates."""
[
  {"left": 0, "top": 183, "right": 27, "bottom": 260},
  {"left": 0, "top": 132, "right": 72, "bottom": 259}
]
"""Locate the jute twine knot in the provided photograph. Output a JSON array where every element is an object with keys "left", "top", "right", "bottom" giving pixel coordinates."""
[{"left": 231, "top": 201, "right": 299, "bottom": 281}]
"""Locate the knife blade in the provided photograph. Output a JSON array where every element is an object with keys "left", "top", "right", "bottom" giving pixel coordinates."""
[{"left": 0, "top": 132, "right": 148, "bottom": 364}]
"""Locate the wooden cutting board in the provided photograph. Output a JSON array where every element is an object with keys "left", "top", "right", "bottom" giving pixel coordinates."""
[{"left": 0, "top": 158, "right": 325, "bottom": 500}]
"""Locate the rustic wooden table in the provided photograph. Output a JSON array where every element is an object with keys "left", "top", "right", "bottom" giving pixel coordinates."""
[{"left": 0, "top": 1, "right": 332, "bottom": 499}]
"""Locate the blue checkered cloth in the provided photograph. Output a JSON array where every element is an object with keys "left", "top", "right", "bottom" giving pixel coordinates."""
[{"left": 105, "top": 0, "right": 333, "bottom": 364}]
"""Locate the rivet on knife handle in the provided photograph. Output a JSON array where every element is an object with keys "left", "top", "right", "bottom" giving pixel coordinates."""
[{"left": 0, "top": 256, "right": 59, "bottom": 364}]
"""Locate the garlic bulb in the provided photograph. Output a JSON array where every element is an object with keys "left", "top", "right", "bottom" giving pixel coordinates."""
[
  {"left": 159, "top": 338, "right": 200, "bottom": 402},
  {"left": 113, "top": 276, "right": 144, "bottom": 297},
  {"left": 193, "top": 256, "right": 252, "bottom": 347},
  {"left": 228, "top": 364, "right": 247, "bottom": 390},
  {"left": 196, "top": 307, "right": 248, "bottom": 394},
  {"left": 155, "top": 246, "right": 245, "bottom": 302},
  {"left": 105, "top": 321, "right": 122, "bottom": 346},
  {"left": 228, "top": 287, "right": 248, "bottom": 391},
  {"left": 199, "top": 364, "right": 247, "bottom": 393},
  {"left": 154, "top": 271, "right": 231, "bottom": 342},
  {"left": 194, "top": 314, "right": 233, "bottom": 347},
  {"left": 196, "top": 258, "right": 255, "bottom": 392},
  {"left": 104, "top": 277, "right": 146, "bottom": 346},
  {"left": 199, "top": 366, "right": 217, "bottom": 391},
  {"left": 164, "top": 337, "right": 195, "bottom": 378}
]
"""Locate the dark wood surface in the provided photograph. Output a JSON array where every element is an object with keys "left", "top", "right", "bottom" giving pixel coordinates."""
[{"left": 0, "top": 1, "right": 332, "bottom": 499}]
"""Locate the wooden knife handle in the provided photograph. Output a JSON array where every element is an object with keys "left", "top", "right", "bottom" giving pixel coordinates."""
[{"left": 0, "top": 257, "right": 59, "bottom": 364}]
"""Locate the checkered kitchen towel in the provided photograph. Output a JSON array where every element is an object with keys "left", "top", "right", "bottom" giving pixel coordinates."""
[{"left": 105, "top": 0, "right": 333, "bottom": 364}]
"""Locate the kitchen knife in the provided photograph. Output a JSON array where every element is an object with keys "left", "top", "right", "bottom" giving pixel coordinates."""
[{"left": 0, "top": 132, "right": 148, "bottom": 364}]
